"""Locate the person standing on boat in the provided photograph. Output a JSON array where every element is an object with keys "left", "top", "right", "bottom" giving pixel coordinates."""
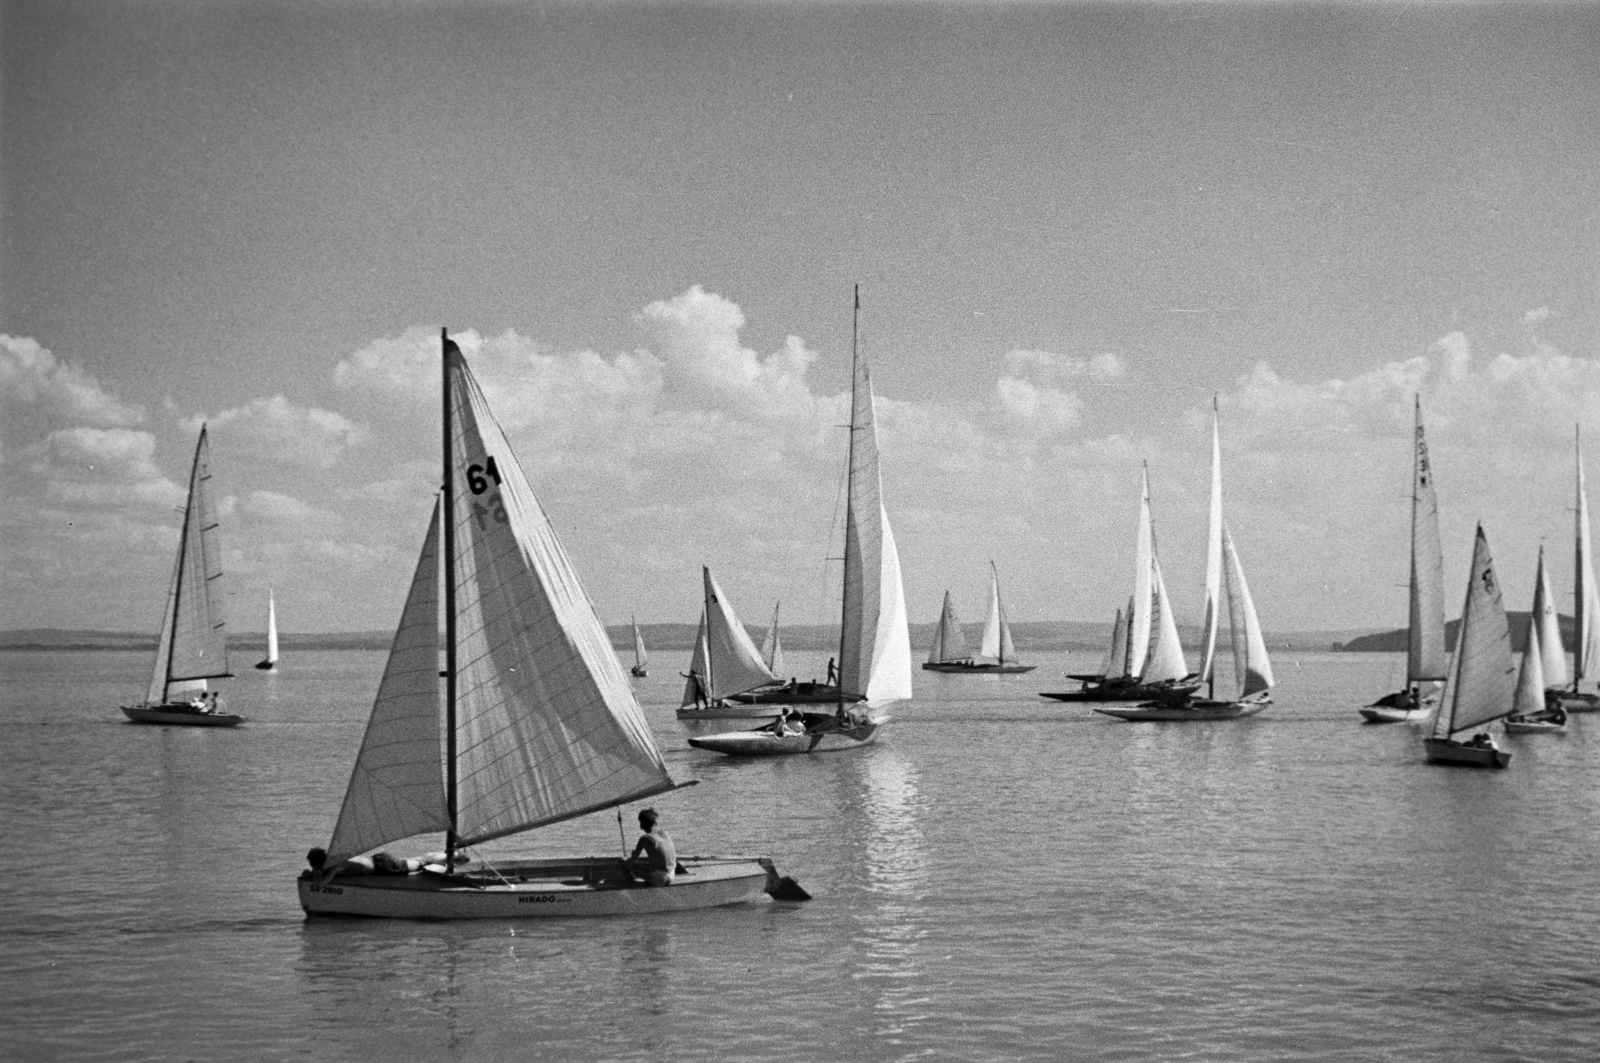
[
  {"left": 826, "top": 657, "right": 837, "bottom": 685},
  {"left": 628, "top": 808, "right": 676, "bottom": 887}
]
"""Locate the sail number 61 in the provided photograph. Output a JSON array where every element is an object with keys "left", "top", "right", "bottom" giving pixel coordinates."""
[{"left": 467, "top": 457, "right": 508, "bottom": 529}]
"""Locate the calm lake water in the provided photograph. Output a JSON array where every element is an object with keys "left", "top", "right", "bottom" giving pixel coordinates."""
[{"left": 3, "top": 646, "right": 1598, "bottom": 1061}]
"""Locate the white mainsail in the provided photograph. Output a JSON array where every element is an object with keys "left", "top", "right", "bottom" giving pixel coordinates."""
[
  {"left": 260, "top": 589, "right": 279, "bottom": 668},
  {"left": 1575, "top": 428, "right": 1600, "bottom": 693},
  {"left": 1532, "top": 546, "right": 1567, "bottom": 689},
  {"left": 1198, "top": 401, "right": 1223, "bottom": 685},
  {"left": 1118, "top": 595, "right": 1136, "bottom": 678},
  {"left": 1408, "top": 397, "right": 1448, "bottom": 685},
  {"left": 837, "top": 289, "right": 913, "bottom": 704},
  {"left": 446, "top": 341, "right": 675, "bottom": 847},
  {"left": 1126, "top": 467, "right": 1155, "bottom": 679},
  {"left": 1222, "top": 524, "right": 1273, "bottom": 700},
  {"left": 1139, "top": 554, "right": 1189, "bottom": 684},
  {"left": 327, "top": 501, "right": 449, "bottom": 864},
  {"left": 928, "top": 591, "right": 972, "bottom": 664},
  {"left": 1433, "top": 525, "right": 1516, "bottom": 739},
  {"left": 1513, "top": 594, "right": 1548, "bottom": 719},
  {"left": 145, "top": 426, "right": 230, "bottom": 705},
  {"left": 760, "top": 603, "right": 785, "bottom": 676},
  {"left": 978, "top": 563, "right": 1017, "bottom": 664},
  {"left": 702, "top": 567, "right": 778, "bottom": 700},
  {"left": 1099, "top": 607, "right": 1126, "bottom": 679},
  {"left": 680, "top": 611, "right": 709, "bottom": 708},
  {"left": 631, "top": 616, "right": 648, "bottom": 672}
]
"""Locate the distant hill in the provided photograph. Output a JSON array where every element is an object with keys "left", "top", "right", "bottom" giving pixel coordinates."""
[{"left": 1333, "top": 612, "right": 1570, "bottom": 652}]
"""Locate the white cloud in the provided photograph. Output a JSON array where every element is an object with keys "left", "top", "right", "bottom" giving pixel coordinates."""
[
  {"left": 27, "top": 428, "right": 183, "bottom": 510},
  {"left": 0, "top": 335, "right": 144, "bottom": 428},
  {"left": 237, "top": 489, "right": 336, "bottom": 528},
  {"left": 208, "top": 395, "right": 366, "bottom": 468}
]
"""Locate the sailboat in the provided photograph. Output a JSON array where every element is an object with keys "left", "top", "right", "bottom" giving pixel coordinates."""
[
  {"left": 298, "top": 331, "right": 794, "bottom": 918},
  {"left": 761, "top": 602, "right": 785, "bottom": 677},
  {"left": 121, "top": 426, "right": 241, "bottom": 727},
  {"left": 923, "top": 564, "right": 1036, "bottom": 673},
  {"left": 1504, "top": 562, "right": 1566, "bottom": 734},
  {"left": 629, "top": 615, "right": 648, "bottom": 677},
  {"left": 1423, "top": 525, "right": 1515, "bottom": 767},
  {"left": 689, "top": 287, "right": 911, "bottom": 756},
  {"left": 1362, "top": 398, "right": 1448, "bottom": 723},
  {"left": 255, "top": 590, "right": 279, "bottom": 671},
  {"left": 675, "top": 568, "right": 786, "bottom": 721},
  {"left": 1561, "top": 426, "right": 1600, "bottom": 712},
  {"left": 1098, "top": 408, "right": 1272, "bottom": 721},
  {"left": 1041, "top": 465, "right": 1200, "bottom": 702}
]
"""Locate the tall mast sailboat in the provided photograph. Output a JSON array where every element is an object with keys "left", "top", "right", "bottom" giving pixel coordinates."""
[
  {"left": 122, "top": 426, "right": 242, "bottom": 727},
  {"left": 689, "top": 286, "right": 911, "bottom": 755},
  {"left": 1423, "top": 525, "right": 1515, "bottom": 768},
  {"left": 923, "top": 563, "right": 1035, "bottom": 673},
  {"left": 255, "top": 589, "right": 279, "bottom": 671},
  {"left": 1563, "top": 426, "right": 1600, "bottom": 712},
  {"left": 298, "top": 331, "right": 795, "bottom": 918},
  {"left": 1362, "top": 397, "right": 1448, "bottom": 723}
]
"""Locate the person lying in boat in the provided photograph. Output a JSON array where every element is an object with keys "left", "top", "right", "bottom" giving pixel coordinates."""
[
  {"left": 304, "top": 847, "right": 464, "bottom": 877},
  {"left": 626, "top": 808, "right": 676, "bottom": 887}
]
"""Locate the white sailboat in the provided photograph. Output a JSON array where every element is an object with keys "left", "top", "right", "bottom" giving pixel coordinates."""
[
  {"left": 255, "top": 589, "right": 279, "bottom": 671},
  {"left": 690, "top": 287, "right": 910, "bottom": 755},
  {"left": 298, "top": 331, "right": 794, "bottom": 918},
  {"left": 122, "top": 426, "right": 241, "bottom": 727},
  {"left": 1363, "top": 397, "right": 1448, "bottom": 723},
  {"left": 629, "top": 615, "right": 648, "bottom": 677},
  {"left": 1041, "top": 469, "right": 1200, "bottom": 702},
  {"left": 1505, "top": 563, "right": 1566, "bottom": 734},
  {"left": 1424, "top": 525, "right": 1515, "bottom": 767},
  {"left": 924, "top": 564, "right": 1035, "bottom": 673},
  {"left": 676, "top": 567, "right": 785, "bottom": 721},
  {"left": 1562, "top": 426, "right": 1600, "bottom": 712},
  {"left": 761, "top": 602, "right": 786, "bottom": 677}
]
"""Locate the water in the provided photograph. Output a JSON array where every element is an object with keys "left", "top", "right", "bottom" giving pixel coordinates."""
[{"left": 3, "top": 648, "right": 1598, "bottom": 1061}]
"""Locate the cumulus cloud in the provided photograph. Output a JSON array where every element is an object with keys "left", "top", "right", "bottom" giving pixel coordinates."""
[
  {"left": 208, "top": 395, "right": 366, "bottom": 468},
  {"left": 237, "top": 489, "right": 337, "bottom": 528},
  {"left": 0, "top": 334, "right": 143, "bottom": 427},
  {"left": 26, "top": 428, "right": 182, "bottom": 509}
]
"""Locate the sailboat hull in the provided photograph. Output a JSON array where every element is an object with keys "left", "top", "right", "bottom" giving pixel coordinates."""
[
  {"left": 122, "top": 705, "right": 243, "bottom": 727},
  {"left": 726, "top": 683, "right": 866, "bottom": 707},
  {"left": 254, "top": 661, "right": 276, "bottom": 671},
  {"left": 1093, "top": 701, "right": 1268, "bottom": 721},
  {"left": 1555, "top": 693, "right": 1600, "bottom": 713},
  {"left": 687, "top": 714, "right": 887, "bottom": 756},
  {"left": 1359, "top": 705, "right": 1432, "bottom": 724},
  {"left": 1040, "top": 679, "right": 1200, "bottom": 703},
  {"left": 677, "top": 702, "right": 783, "bottom": 721},
  {"left": 922, "top": 661, "right": 1036, "bottom": 674},
  {"left": 1423, "top": 737, "right": 1510, "bottom": 768},
  {"left": 630, "top": 666, "right": 647, "bottom": 677},
  {"left": 1503, "top": 717, "right": 1565, "bottom": 734},
  {"left": 298, "top": 856, "right": 776, "bottom": 919}
]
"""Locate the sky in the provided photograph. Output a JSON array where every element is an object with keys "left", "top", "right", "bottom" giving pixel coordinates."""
[{"left": 3, "top": 0, "right": 1598, "bottom": 639}]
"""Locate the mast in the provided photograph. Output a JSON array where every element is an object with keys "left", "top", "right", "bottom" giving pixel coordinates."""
[
  {"left": 837, "top": 284, "right": 860, "bottom": 707},
  {"left": 702, "top": 568, "right": 716, "bottom": 698},
  {"left": 163, "top": 427, "right": 205, "bottom": 703},
  {"left": 442, "top": 329, "right": 460, "bottom": 867}
]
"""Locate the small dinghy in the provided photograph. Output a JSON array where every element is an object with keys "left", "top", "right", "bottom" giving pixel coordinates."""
[
  {"left": 629, "top": 615, "right": 648, "bottom": 677},
  {"left": 1423, "top": 525, "right": 1514, "bottom": 769}
]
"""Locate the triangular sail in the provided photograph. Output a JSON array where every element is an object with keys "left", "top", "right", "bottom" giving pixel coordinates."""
[
  {"left": 145, "top": 549, "right": 183, "bottom": 705},
  {"left": 1532, "top": 546, "right": 1568, "bottom": 688},
  {"left": 1433, "top": 525, "right": 1515, "bottom": 738},
  {"left": 1139, "top": 554, "right": 1189, "bottom": 684},
  {"left": 978, "top": 563, "right": 1016, "bottom": 664},
  {"left": 1098, "top": 608, "right": 1126, "bottom": 679},
  {"left": 837, "top": 290, "right": 913, "bottom": 704},
  {"left": 761, "top": 603, "right": 785, "bottom": 676},
  {"left": 1408, "top": 398, "right": 1448, "bottom": 683},
  {"left": 326, "top": 501, "right": 450, "bottom": 864},
  {"left": 1126, "top": 468, "right": 1155, "bottom": 678},
  {"left": 928, "top": 591, "right": 972, "bottom": 664},
  {"left": 447, "top": 344, "right": 675, "bottom": 848},
  {"left": 264, "top": 590, "right": 280, "bottom": 665},
  {"left": 631, "top": 616, "right": 648, "bottom": 670},
  {"left": 680, "top": 611, "right": 708, "bottom": 707},
  {"left": 1513, "top": 595, "right": 1548, "bottom": 719},
  {"left": 1118, "top": 595, "right": 1136, "bottom": 678},
  {"left": 1222, "top": 524, "right": 1273, "bottom": 699},
  {"left": 1576, "top": 429, "right": 1600, "bottom": 691},
  {"left": 702, "top": 567, "right": 778, "bottom": 700},
  {"left": 1198, "top": 402, "right": 1223, "bottom": 684},
  {"left": 166, "top": 426, "right": 230, "bottom": 692}
]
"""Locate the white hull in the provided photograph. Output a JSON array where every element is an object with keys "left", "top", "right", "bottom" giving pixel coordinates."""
[
  {"left": 687, "top": 715, "right": 887, "bottom": 756},
  {"left": 122, "top": 705, "right": 243, "bottom": 727},
  {"left": 1360, "top": 705, "right": 1433, "bottom": 724},
  {"left": 1094, "top": 700, "right": 1269, "bottom": 722},
  {"left": 1556, "top": 692, "right": 1599, "bottom": 713},
  {"left": 299, "top": 856, "right": 776, "bottom": 918},
  {"left": 1423, "top": 737, "right": 1510, "bottom": 768},
  {"left": 676, "top": 703, "right": 782, "bottom": 721},
  {"left": 1503, "top": 718, "right": 1565, "bottom": 734}
]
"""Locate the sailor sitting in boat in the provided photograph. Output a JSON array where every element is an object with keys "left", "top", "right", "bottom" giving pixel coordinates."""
[
  {"left": 769, "top": 708, "right": 804, "bottom": 736},
  {"left": 626, "top": 808, "right": 676, "bottom": 887}
]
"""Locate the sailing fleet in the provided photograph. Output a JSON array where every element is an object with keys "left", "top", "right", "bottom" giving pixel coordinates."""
[{"left": 113, "top": 291, "right": 1599, "bottom": 919}]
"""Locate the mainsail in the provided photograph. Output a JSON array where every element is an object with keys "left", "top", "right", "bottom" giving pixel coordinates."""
[
  {"left": 978, "top": 563, "right": 1017, "bottom": 665},
  {"left": 701, "top": 567, "right": 778, "bottom": 700},
  {"left": 1575, "top": 428, "right": 1600, "bottom": 693},
  {"left": 837, "top": 288, "right": 913, "bottom": 704},
  {"left": 264, "top": 590, "right": 280, "bottom": 667},
  {"left": 631, "top": 616, "right": 648, "bottom": 671},
  {"left": 1139, "top": 554, "right": 1188, "bottom": 684},
  {"left": 1408, "top": 398, "right": 1448, "bottom": 684},
  {"left": 1433, "top": 525, "right": 1515, "bottom": 739},
  {"left": 1222, "top": 524, "right": 1272, "bottom": 700},
  {"left": 1531, "top": 546, "right": 1567, "bottom": 689},
  {"left": 1198, "top": 401, "right": 1223, "bottom": 686},
  {"left": 761, "top": 603, "right": 785, "bottom": 676},
  {"left": 1126, "top": 467, "right": 1155, "bottom": 679},
  {"left": 928, "top": 591, "right": 972, "bottom": 664},
  {"left": 146, "top": 426, "right": 230, "bottom": 705}
]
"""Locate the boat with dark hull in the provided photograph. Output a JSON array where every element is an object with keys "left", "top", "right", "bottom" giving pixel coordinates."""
[
  {"left": 1423, "top": 526, "right": 1514, "bottom": 769},
  {"left": 923, "top": 564, "right": 1036, "bottom": 674}
]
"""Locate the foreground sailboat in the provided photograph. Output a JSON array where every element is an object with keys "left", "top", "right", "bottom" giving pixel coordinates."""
[
  {"left": 690, "top": 288, "right": 911, "bottom": 756},
  {"left": 299, "top": 332, "right": 793, "bottom": 918},
  {"left": 1363, "top": 398, "right": 1447, "bottom": 723},
  {"left": 1041, "top": 468, "right": 1199, "bottom": 702},
  {"left": 629, "top": 615, "right": 648, "bottom": 677},
  {"left": 255, "top": 589, "right": 279, "bottom": 671},
  {"left": 923, "top": 564, "right": 1036, "bottom": 673},
  {"left": 122, "top": 426, "right": 241, "bottom": 727},
  {"left": 1423, "top": 526, "right": 1514, "bottom": 768},
  {"left": 675, "top": 568, "right": 785, "bottom": 720},
  {"left": 1562, "top": 427, "right": 1600, "bottom": 712}
]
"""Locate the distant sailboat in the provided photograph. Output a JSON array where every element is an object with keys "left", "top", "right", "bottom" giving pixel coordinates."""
[
  {"left": 630, "top": 615, "right": 648, "bottom": 677},
  {"left": 1563, "top": 426, "right": 1600, "bottom": 712},
  {"left": 298, "top": 330, "right": 793, "bottom": 917},
  {"left": 122, "top": 426, "right": 241, "bottom": 727},
  {"left": 255, "top": 590, "right": 279, "bottom": 671},
  {"left": 1042, "top": 465, "right": 1200, "bottom": 702},
  {"left": 691, "top": 287, "right": 910, "bottom": 755},
  {"left": 760, "top": 602, "right": 785, "bottom": 677},
  {"left": 1505, "top": 564, "right": 1566, "bottom": 734},
  {"left": 1423, "top": 525, "right": 1514, "bottom": 767},
  {"left": 1363, "top": 397, "right": 1447, "bottom": 723},
  {"left": 923, "top": 564, "right": 1035, "bottom": 673}
]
